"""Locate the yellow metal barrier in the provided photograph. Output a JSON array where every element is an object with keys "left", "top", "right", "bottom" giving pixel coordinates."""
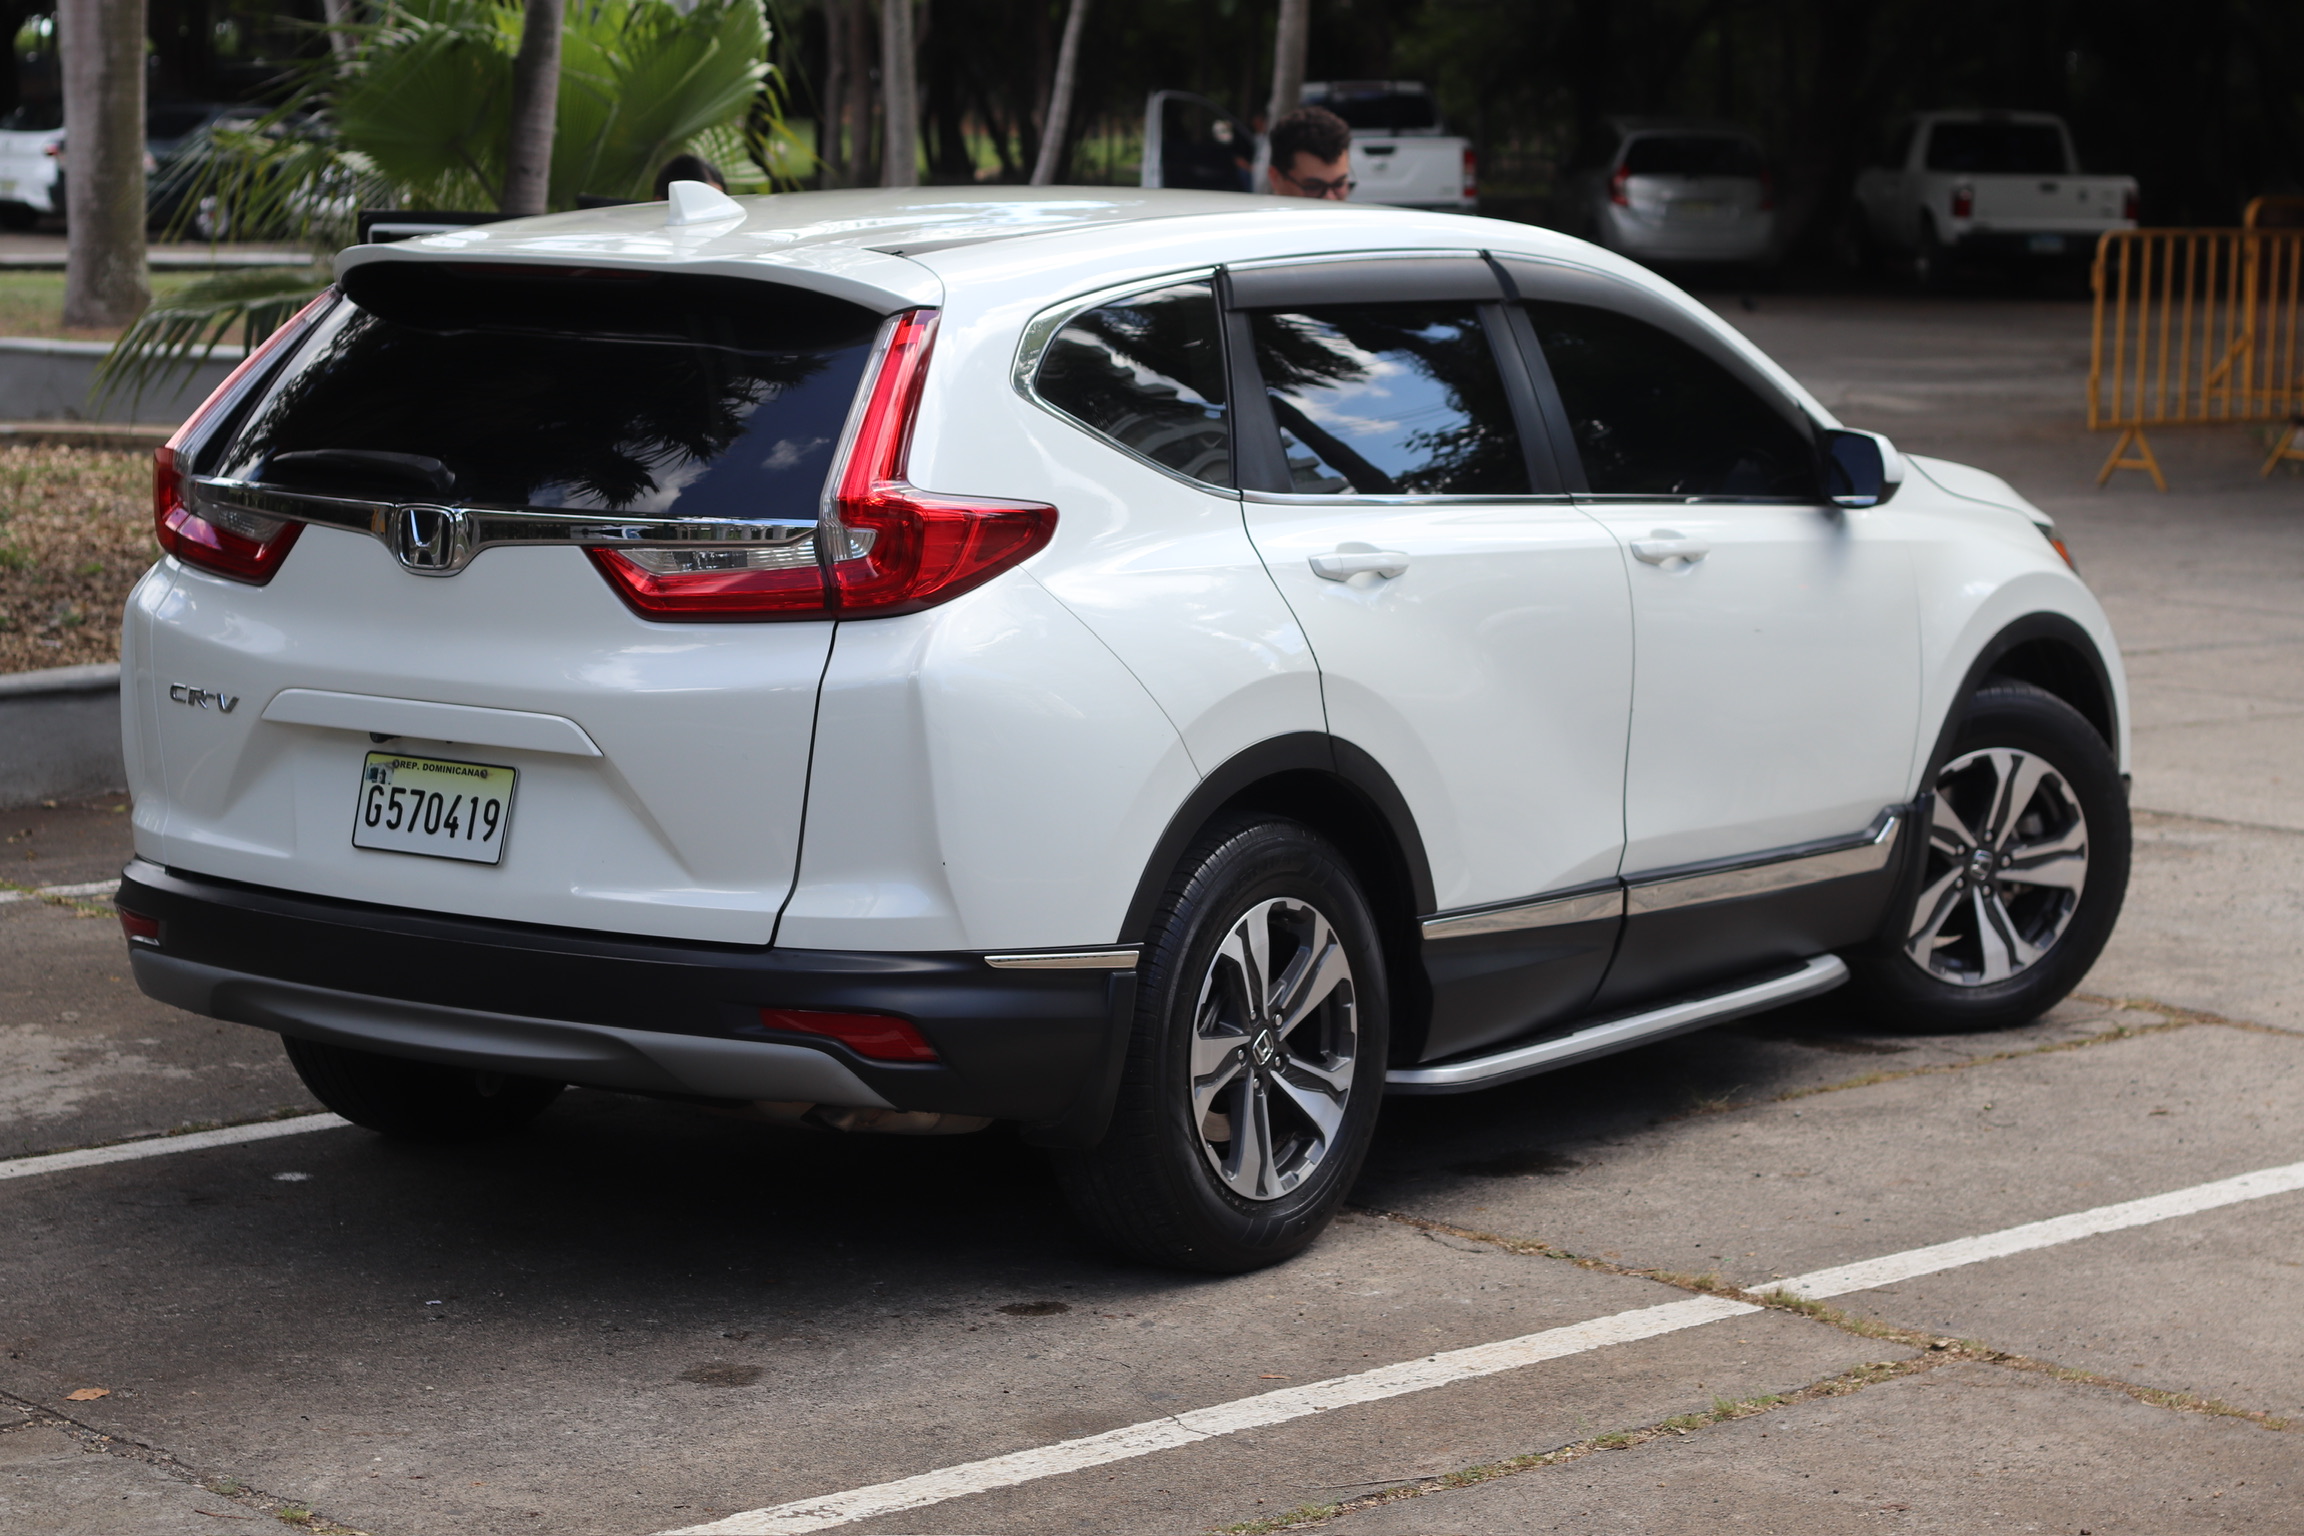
[
  {"left": 2089, "top": 227, "right": 2304, "bottom": 488},
  {"left": 2244, "top": 195, "right": 2304, "bottom": 229}
]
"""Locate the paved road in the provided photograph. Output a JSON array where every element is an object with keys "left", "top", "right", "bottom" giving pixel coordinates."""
[{"left": 3, "top": 292, "right": 2299, "bottom": 1535}]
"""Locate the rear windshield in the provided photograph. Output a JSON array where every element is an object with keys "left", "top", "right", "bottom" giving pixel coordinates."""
[
  {"left": 1925, "top": 122, "right": 2069, "bottom": 175},
  {"left": 1621, "top": 135, "right": 1765, "bottom": 177},
  {"left": 1309, "top": 88, "right": 1440, "bottom": 133},
  {"left": 0, "top": 103, "right": 61, "bottom": 132},
  {"left": 204, "top": 264, "right": 883, "bottom": 520}
]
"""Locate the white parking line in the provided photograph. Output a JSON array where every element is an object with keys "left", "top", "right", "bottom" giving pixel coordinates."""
[
  {"left": 0, "top": 878, "right": 121, "bottom": 905},
  {"left": 1775, "top": 1159, "right": 2304, "bottom": 1299},
  {"left": 0, "top": 1114, "right": 350, "bottom": 1182},
  {"left": 654, "top": 1157, "right": 2304, "bottom": 1536}
]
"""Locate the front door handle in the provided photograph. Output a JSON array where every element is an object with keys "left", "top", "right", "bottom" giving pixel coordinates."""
[
  {"left": 1630, "top": 532, "right": 1711, "bottom": 565},
  {"left": 1309, "top": 544, "right": 1411, "bottom": 581}
]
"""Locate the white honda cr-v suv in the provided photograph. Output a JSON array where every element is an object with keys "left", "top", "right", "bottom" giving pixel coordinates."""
[{"left": 117, "top": 184, "right": 2128, "bottom": 1272}]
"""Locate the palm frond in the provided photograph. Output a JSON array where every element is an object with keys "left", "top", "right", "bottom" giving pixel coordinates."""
[{"left": 93, "top": 268, "right": 332, "bottom": 415}]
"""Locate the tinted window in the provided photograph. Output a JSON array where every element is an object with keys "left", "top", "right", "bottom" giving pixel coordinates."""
[
  {"left": 1525, "top": 301, "right": 1818, "bottom": 498},
  {"left": 1035, "top": 282, "right": 1230, "bottom": 486},
  {"left": 208, "top": 267, "right": 880, "bottom": 520},
  {"left": 1925, "top": 122, "right": 2068, "bottom": 175},
  {"left": 1249, "top": 304, "right": 1527, "bottom": 496},
  {"left": 1308, "top": 88, "right": 1440, "bottom": 133},
  {"left": 1621, "top": 135, "right": 1765, "bottom": 178}
]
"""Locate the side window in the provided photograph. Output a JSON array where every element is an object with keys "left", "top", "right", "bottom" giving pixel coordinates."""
[
  {"left": 1034, "top": 281, "right": 1230, "bottom": 487},
  {"left": 1247, "top": 303, "right": 1529, "bottom": 496},
  {"left": 1523, "top": 301, "right": 1818, "bottom": 499}
]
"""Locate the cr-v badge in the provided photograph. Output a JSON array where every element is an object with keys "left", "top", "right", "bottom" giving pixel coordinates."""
[
  {"left": 167, "top": 684, "right": 238, "bottom": 712},
  {"left": 387, "top": 504, "right": 469, "bottom": 574}
]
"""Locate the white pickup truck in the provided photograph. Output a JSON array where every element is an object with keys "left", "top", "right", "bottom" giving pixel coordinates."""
[
  {"left": 1141, "top": 81, "right": 1475, "bottom": 213},
  {"left": 1850, "top": 110, "right": 2137, "bottom": 285}
]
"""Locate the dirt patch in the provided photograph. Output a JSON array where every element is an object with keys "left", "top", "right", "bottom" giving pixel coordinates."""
[{"left": 0, "top": 446, "right": 155, "bottom": 673}]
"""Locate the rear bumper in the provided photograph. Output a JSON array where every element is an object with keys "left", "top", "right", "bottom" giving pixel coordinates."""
[
  {"left": 118, "top": 860, "right": 1133, "bottom": 1137},
  {"left": 1949, "top": 229, "right": 2104, "bottom": 258}
]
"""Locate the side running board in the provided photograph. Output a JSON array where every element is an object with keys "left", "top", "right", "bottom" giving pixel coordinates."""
[{"left": 1386, "top": 953, "right": 1850, "bottom": 1095}]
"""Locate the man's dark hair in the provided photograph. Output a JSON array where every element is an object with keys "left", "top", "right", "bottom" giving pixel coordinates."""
[{"left": 1269, "top": 106, "right": 1351, "bottom": 171}]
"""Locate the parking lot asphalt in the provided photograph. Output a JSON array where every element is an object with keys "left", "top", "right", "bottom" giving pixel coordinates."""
[{"left": 3, "top": 289, "right": 2300, "bottom": 1535}]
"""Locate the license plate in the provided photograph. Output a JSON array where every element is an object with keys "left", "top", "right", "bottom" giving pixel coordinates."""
[
  {"left": 353, "top": 752, "right": 516, "bottom": 864},
  {"left": 1667, "top": 199, "right": 1722, "bottom": 221},
  {"left": 2028, "top": 234, "right": 2065, "bottom": 254}
]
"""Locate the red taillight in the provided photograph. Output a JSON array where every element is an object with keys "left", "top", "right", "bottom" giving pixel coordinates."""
[
  {"left": 153, "top": 291, "right": 333, "bottom": 586},
  {"left": 589, "top": 309, "right": 1056, "bottom": 622},
  {"left": 759, "top": 1007, "right": 939, "bottom": 1063},
  {"left": 2121, "top": 187, "right": 2139, "bottom": 222},
  {"left": 1608, "top": 165, "right": 1630, "bottom": 207},
  {"left": 117, "top": 906, "right": 160, "bottom": 946},
  {"left": 828, "top": 311, "right": 1058, "bottom": 617},
  {"left": 1461, "top": 147, "right": 1478, "bottom": 198},
  {"left": 1950, "top": 184, "right": 1974, "bottom": 219},
  {"left": 584, "top": 546, "right": 828, "bottom": 618},
  {"left": 156, "top": 444, "right": 304, "bottom": 583}
]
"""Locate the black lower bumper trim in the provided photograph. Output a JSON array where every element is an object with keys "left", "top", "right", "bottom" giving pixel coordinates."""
[{"left": 117, "top": 860, "right": 1128, "bottom": 1124}]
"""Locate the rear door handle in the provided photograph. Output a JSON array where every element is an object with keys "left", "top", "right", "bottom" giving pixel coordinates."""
[
  {"left": 1309, "top": 545, "right": 1411, "bottom": 581},
  {"left": 1630, "top": 534, "right": 1711, "bottom": 565}
]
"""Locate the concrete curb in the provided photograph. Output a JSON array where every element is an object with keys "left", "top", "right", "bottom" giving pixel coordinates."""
[
  {"left": 0, "top": 337, "right": 243, "bottom": 426},
  {"left": 0, "top": 662, "right": 123, "bottom": 807}
]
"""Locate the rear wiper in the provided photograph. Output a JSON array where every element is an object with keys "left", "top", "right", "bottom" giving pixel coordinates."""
[{"left": 264, "top": 449, "right": 455, "bottom": 498}]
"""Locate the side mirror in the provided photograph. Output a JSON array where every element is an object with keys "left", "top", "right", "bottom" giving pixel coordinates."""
[{"left": 1823, "top": 428, "right": 1904, "bottom": 508}]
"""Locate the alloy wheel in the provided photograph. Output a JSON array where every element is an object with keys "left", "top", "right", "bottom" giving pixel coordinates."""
[
  {"left": 1188, "top": 897, "right": 1359, "bottom": 1201},
  {"left": 1903, "top": 747, "right": 2090, "bottom": 987}
]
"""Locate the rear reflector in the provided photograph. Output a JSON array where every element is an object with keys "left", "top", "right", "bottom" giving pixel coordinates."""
[
  {"left": 587, "top": 308, "right": 1055, "bottom": 622},
  {"left": 117, "top": 906, "right": 160, "bottom": 946},
  {"left": 153, "top": 290, "right": 334, "bottom": 586},
  {"left": 759, "top": 1007, "right": 939, "bottom": 1063}
]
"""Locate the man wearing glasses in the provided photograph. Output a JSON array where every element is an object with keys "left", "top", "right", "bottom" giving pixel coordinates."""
[{"left": 1265, "top": 105, "right": 1355, "bottom": 200}]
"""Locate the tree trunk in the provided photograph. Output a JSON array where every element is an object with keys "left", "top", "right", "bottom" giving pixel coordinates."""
[
  {"left": 880, "top": 0, "right": 918, "bottom": 187},
  {"left": 1265, "top": 0, "right": 1309, "bottom": 125},
  {"left": 1029, "top": 0, "right": 1090, "bottom": 185},
  {"left": 59, "top": 0, "right": 148, "bottom": 331},
  {"left": 501, "top": 0, "right": 562, "bottom": 215},
  {"left": 821, "top": 0, "right": 848, "bottom": 187},
  {"left": 843, "top": 0, "right": 875, "bottom": 186},
  {"left": 318, "top": 0, "right": 356, "bottom": 62}
]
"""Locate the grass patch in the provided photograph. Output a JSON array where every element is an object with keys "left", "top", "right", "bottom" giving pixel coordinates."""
[
  {"left": 0, "top": 445, "right": 154, "bottom": 672},
  {"left": 0, "top": 270, "right": 207, "bottom": 342}
]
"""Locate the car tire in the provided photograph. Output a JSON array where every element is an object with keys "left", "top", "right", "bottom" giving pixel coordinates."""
[
  {"left": 282, "top": 1036, "right": 563, "bottom": 1142},
  {"left": 1053, "top": 818, "right": 1389, "bottom": 1273},
  {"left": 1850, "top": 681, "right": 2129, "bottom": 1032}
]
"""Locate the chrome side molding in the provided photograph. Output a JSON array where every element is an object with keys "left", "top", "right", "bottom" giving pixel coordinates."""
[
  {"left": 1624, "top": 809, "right": 1903, "bottom": 916},
  {"left": 1386, "top": 953, "right": 1850, "bottom": 1094},
  {"left": 983, "top": 947, "right": 1141, "bottom": 971},
  {"left": 1417, "top": 809, "right": 1904, "bottom": 944},
  {"left": 1421, "top": 886, "right": 1623, "bottom": 943}
]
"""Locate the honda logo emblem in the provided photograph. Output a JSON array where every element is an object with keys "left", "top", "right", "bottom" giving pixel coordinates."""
[{"left": 387, "top": 504, "right": 470, "bottom": 575}]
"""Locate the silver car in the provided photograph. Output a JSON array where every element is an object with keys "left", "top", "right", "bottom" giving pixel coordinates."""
[{"left": 1567, "top": 118, "right": 1776, "bottom": 271}]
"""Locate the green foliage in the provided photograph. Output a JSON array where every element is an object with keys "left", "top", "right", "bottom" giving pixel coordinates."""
[
  {"left": 94, "top": 267, "right": 332, "bottom": 412},
  {"left": 553, "top": 0, "right": 771, "bottom": 202},
  {"left": 106, "top": 0, "right": 779, "bottom": 406}
]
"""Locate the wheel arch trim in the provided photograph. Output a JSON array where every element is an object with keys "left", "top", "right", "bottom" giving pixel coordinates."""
[{"left": 1115, "top": 732, "right": 1436, "bottom": 944}]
